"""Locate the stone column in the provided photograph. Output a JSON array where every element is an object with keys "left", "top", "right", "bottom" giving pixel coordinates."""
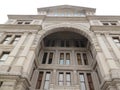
[
  {"left": 73, "top": 70, "right": 80, "bottom": 90},
  {"left": 0, "top": 33, "right": 28, "bottom": 72},
  {"left": 50, "top": 69, "right": 56, "bottom": 90},
  {"left": 10, "top": 33, "right": 36, "bottom": 73}
]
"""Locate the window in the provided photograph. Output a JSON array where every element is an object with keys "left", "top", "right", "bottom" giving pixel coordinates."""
[
  {"left": 0, "top": 52, "right": 9, "bottom": 62},
  {"left": 76, "top": 53, "right": 89, "bottom": 65},
  {"left": 59, "top": 53, "right": 70, "bottom": 65},
  {"left": 36, "top": 72, "right": 43, "bottom": 89},
  {"left": 2, "top": 35, "right": 12, "bottom": 44},
  {"left": 58, "top": 72, "right": 71, "bottom": 86},
  {"left": 101, "top": 21, "right": 118, "bottom": 26},
  {"left": 42, "top": 53, "right": 48, "bottom": 64},
  {"left": 0, "top": 81, "right": 3, "bottom": 87},
  {"left": 74, "top": 40, "right": 86, "bottom": 47},
  {"left": 79, "top": 73, "right": 94, "bottom": 90},
  {"left": 112, "top": 37, "right": 120, "bottom": 47},
  {"left": 66, "top": 72, "right": 71, "bottom": 86},
  {"left": 58, "top": 72, "right": 64, "bottom": 86},
  {"left": 87, "top": 73, "right": 94, "bottom": 90},
  {"left": 12, "top": 35, "right": 21, "bottom": 45},
  {"left": 79, "top": 73, "right": 86, "bottom": 90},
  {"left": 42, "top": 52, "right": 54, "bottom": 64},
  {"left": 44, "top": 72, "right": 51, "bottom": 90},
  {"left": 48, "top": 53, "right": 53, "bottom": 64},
  {"left": 83, "top": 53, "right": 88, "bottom": 65},
  {"left": 77, "top": 53, "right": 82, "bottom": 65},
  {"left": 16, "top": 20, "right": 31, "bottom": 25},
  {"left": 45, "top": 40, "right": 56, "bottom": 47}
]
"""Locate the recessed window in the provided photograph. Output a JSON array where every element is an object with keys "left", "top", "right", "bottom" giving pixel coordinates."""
[
  {"left": 2, "top": 35, "right": 12, "bottom": 45},
  {"left": 83, "top": 53, "right": 88, "bottom": 65},
  {"left": 36, "top": 72, "right": 43, "bottom": 89},
  {"left": 0, "top": 52, "right": 10, "bottom": 62},
  {"left": 87, "top": 73, "right": 94, "bottom": 90},
  {"left": 12, "top": 35, "right": 21, "bottom": 45},
  {"left": 77, "top": 53, "right": 82, "bottom": 65},
  {"left": 112, "top": 37, "right": 120, "bottom": 47},
  {"left": 58, "top": 72, "right": 71, "bottom": 86},
  {"left": 76, "top": 53, "right": 88, "bottom": 65},
  {"left": 42, "top": 52, "right": 54, "bottom": 64},
  {"left": 16, "top": 20, "right": 31, "bottom": 25},
  {"left": 17, "top": 22, "right": 23, "bottom": 24},
  {"left": 44, "top": 72, "right": 51, "bottom": 90},
  {"left": 79, "top": 73, "right": 86, "bottom": 90},
  {"left": 59, "top": 53, "right": 70, "bottom": 65},
  {"left": 0, "top": 81, "right": 3, "bottom": 87},
  {"left": 102, "top": 23, "right": 109, "bottom": 25}
]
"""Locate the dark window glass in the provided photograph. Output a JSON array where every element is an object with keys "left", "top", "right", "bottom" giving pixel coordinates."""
[
  {"left": 51, "top": 40, "right": 55, "bottom": 47},
  {"left": 77, "top": 53, "right": 82, "bottom": 65},
  {"left": 83, "top": 53, "right": 88, "bottom": 65},
  {"left": 66, "top": 40, "right": 70, "bottom": 47},
  {"left": 0, "top": 81, "right": 3, "bottom": 87},
  {"left": 87, "top": 73, "right": 94, "bottom": 90},
  {"left": 75, "top": 40, "right": 79, "bottom": 47},
  {"left": 61, "top": 40, "right": 64, "bottom": 47},
  {"left": 48, "top": 53, "right": 53, "bottom": 64},
  {"left": 36, "top": 72, "right": 43, "bottom": 89},
  {"left": 42, "top": 53, "right": 48, "bottom": 64}
]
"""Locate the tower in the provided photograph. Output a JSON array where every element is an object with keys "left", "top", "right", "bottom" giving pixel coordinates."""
[{"left": 0, "top": 5, "right": 120, "bottom": 90}]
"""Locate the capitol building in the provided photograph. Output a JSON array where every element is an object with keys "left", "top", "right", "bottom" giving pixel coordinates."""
[{"left": 0, "top": 5, "right": 120, "bottom": 90}]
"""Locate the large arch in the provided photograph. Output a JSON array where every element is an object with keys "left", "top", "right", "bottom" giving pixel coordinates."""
[{"left": 38, "top": 23, "right": 97, "bottom": 46}]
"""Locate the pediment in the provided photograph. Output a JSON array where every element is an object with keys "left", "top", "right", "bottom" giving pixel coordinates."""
[{"left": 37, "top": 5, "right": 96, "bottom": 16}]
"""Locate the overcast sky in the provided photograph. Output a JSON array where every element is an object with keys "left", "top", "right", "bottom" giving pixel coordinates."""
[{"left": 0, "top": 0, "right": 120, "bottom": 24}]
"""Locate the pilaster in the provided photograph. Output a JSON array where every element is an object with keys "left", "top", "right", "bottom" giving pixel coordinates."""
[{"left": 10, "top": 33, "right": 36, "bottom": 74}]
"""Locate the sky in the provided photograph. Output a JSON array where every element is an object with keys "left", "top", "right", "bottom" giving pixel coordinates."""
[{"left": 0, "top": 0, "right": 120, "bottom": 24}]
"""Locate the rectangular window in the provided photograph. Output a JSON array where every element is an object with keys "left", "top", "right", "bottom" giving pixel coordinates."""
[
  {"left": 66, "top": 53, "right": 70, "bottom": 65},
  {"left": 51, "top": 40, "right": 55, "bottom": 47},
  {"left": 61, "top": 40, "right": 64, "bottom": 47},
  {"left": 66, "top": 40, "right": 70, "bottom": 47},
  {"left": 87, "top": 73, "right": 94, "bottom": 90},
  {"left": 112, "top": 37, "right": 120, "bottom": 47},
  {"left": 48, "top": 53, "right": 53, "bottom": 64},
  {"left": 42, "top": 53, "right": 48, "bottom": 64},
  {"left": 2, "top": 35, "right": 12, "bottom": 44},
  {"left": 0, "top": 81, "right": 3, "bottom": 87},
  {"left": 59, "top": 53, "right": 64, "bottom": 65},
  {"left": 83, "top": 53, "right": 88, "bottom": 65},
  {"left": 75, "top": 40, "right": 80, "bottom": 47},
  {"left": 58, "top": 72, "right": 64, "bottom": 86},
  {"left": 79, "top": 73, "right": 86, "bottom": 90},
  {"left": 66, "top": 73, "right": 71, "bottom": 86},
  {"left": 77, "top": 53, "right": 82, "bottom": 65},
  {"left": 0, "top": 52, "right": 10, "bottom": 62},
  {"left": 12, "top": 35, "right": 21, "bottom": 45},
  {"left": 44, "top": 72, "right": 51, "bottom": 90},
  {"left": 36, "top": 72, "right": 43, "bottom": 89}
]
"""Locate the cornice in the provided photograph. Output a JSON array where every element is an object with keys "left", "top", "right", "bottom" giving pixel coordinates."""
[
  {"left": 8, "top": 15, "right": 45, "bottom": 20},
  {"left": 87, "top": 15, "right": 120, "bottom": 20},
  {"left": 90, "top": 26, "right": 120, "bottom": 32},
  {"left": 0, "top": 24, "right": 42, "bottom": 31}
]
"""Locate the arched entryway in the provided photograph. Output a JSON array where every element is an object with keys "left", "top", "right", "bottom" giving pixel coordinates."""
[{"left": 30, "top": 26, "right": 102, "bottom": 90}]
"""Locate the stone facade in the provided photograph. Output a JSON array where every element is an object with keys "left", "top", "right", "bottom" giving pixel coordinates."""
[{"left": 0, "top": 5, "right": 120, "bottom": 90}]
